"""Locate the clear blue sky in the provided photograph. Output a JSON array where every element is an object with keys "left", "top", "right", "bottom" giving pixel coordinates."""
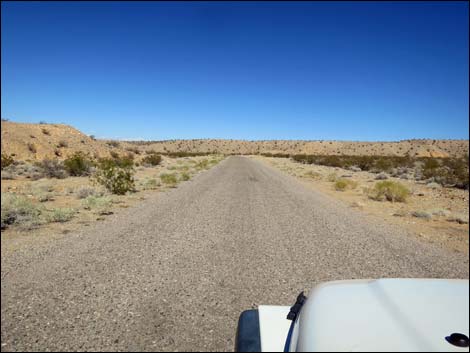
[{"left": 1, "top": 1, "right": 468, "bottom": 141}]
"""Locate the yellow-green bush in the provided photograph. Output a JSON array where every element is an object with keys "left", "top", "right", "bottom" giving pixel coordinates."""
[
  {"left": 369, "top": 181, "right": 410, "bottom": 202},
  {"left": 334, "top": 179, "right": 358, "bottom": 191}
]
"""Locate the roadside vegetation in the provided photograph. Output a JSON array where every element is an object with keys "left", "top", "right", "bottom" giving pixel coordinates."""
[
  {"left": 1, "top": 153, "right": 224, "bottom": 232},
  {"left": 286, "top": 154, "right": 469, "bottom": 190}
]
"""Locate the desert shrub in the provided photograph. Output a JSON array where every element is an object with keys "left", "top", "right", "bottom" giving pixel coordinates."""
[
  {"left": 41, "top": 128, "right": 50, "bottom": 135},
  {"left": 27, "top": 143, "right": 37, "bottom": 153},
  {"left": 92, "top": 158, "right": 135, "bottom": 195},
  {"left": 165, "top": 151, "right": 213, "bottom": 158},
  {"left": 36, "top": 159, "right": 67, "bottom": 179},
  {"left": 411, "top": 211, "right": 432, "bottom": 220},
  {"left": 37, "top": 193, "right": 55, "bottom": 202},
  {"left": 419, "top": 156, "right": 469, "bottom": 189},
  {"left": 142, "top": 153, "right": 162, "bottom": 166},
  {"left": 140, "top": 178, "right": 159, "bottom": 190},
  {"left": 64, "top": 152, "right": 93, "bottom": 176},
  {"left": 57, "top": 140, "right": 68, "bottom": 148},
  {"left": 1, "top": 153, "right": 14, "bottom": 170},
  {"left": 334, "top": 179, "right": 358, "bottom": 191},
  {"left": 110, "top": 151, "right": 120, "bottom": 159},
  {"left": 180, "top": 172, "right": 190, "bottom": 181},
  {"left": 90, "top": 135, "right": 96, "bottom": 140},
  {"left": 82, "top": 195, "right": 113, "bottom": 213},
  {"left": 126, "top": 147, "right": 141, "bottom": 155},
  {"left": 373, "top": 158, "right": 393, "bottom": 172},
  {"left": 327, "top": 173, "right": 338, "bottom": 182},
  {"left": 1, "top": 193, "right": 44, "bottom": 229},
  {"left": 304, "top": 171, "right": 321, "bottom": 179},
  {"left": 107, "top": 141, "right": 120, "bottom": 148},
  {"left": 76, "top": 187, "right": 99, "bottom": 199},
  {"left": 160, "top": 173, "right": 178, "bottom": 186},
  {"left": 195, "top": 159, "right": 210, "bottom": 170},
  {"left": 47, "top": 208, "right": 76, "bottom": 223},
  {"left": 1, "top": 171, "right": 15, "bottom": 180},
  {"left": 369, "top": 181, "right": 410, "bottom": 202}
]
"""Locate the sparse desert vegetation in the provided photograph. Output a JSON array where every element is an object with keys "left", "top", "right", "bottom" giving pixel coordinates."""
[
  {"left": 1, "top": 152, "right": 224, "bottom": 233},
  {"left": 256, "top": 154, "right": 469, "bottom": 253}
]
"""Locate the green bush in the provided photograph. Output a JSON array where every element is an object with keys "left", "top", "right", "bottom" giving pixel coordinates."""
[
  {"left": 195, "top": 159, "right": 210, "bottom": 170},
  {"left": 369, "top": 181, "right": 410, "bottom": 202},
  {"left": 334, "top": 179, "right": 358, "bottom": 191},
  {"left": 92, "top": 158, "right": 135, "bottom": 195},
  {"left": 142, "top": 153, "right": 162, "bottom": 166},
  {"left": 140, "top": 178, "right": 159, "bottom": 190},
  {"left": 180, "top": 172, "right": 190, "bottom": 181},
  {"left": 64, "top": 152, "right": 93, "bottom": 176},
  {"left": 1, "top": 193, "right": 44, "bottom": 229},
  {"left": 160, "top": 173, "right": 178, "bottom": 186},
  {"left": 1, "top": 153, "right": 14, "bottom": 170},
  {"left": 82, "top": 195, "right": 113, "bottom": 212},
  {"left": 47, "top": 208, "right": 76, "bottom": 223}
]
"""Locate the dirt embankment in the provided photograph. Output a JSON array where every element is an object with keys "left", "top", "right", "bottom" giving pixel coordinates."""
[{"left": 2, "top": 121, "right": 468, "bottom": 160}]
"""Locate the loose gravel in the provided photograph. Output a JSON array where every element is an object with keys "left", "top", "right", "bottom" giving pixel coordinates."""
[{"left": 1, "top": 156, "right": 468, "bottom": 352}]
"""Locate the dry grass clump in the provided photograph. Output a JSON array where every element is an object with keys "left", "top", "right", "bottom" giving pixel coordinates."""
[
  {"left": 47, "top": 208, "right": 76, "bottom": 223},
  {"left": 1, "top": 193, "right": 44, "bottom": 230},
  {"left": 368, "top": 181, "right": 410, "bottom": 202},
  {"left": 180, "top": 172, "right": 191, "bottom": 181},
  {"left": 160, "top": 173, "right": 178, "bottom": 187},
  {"left": 303, "top": 171, "right": 322, "bottom": 179},
  {"left": 334, "top": 179, "right": 358, "bottom": 191},
  {"left": 76, "top": 187, "right": 101, "bottom": 199},
  {"left": 82, "top": 195, "right": 113, "bottom": 214},
  {"left": 35, "top": 159, "right": 68, "bottom": 179}
]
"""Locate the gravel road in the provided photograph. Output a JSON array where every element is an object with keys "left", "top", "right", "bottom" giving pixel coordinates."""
[{"left": 1, "top": 156, "right": 468, "bottom": 352}]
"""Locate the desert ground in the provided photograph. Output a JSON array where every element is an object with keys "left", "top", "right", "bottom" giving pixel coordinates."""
[{"left": 1, "top": 120, "right": 469, "bottom": 351}]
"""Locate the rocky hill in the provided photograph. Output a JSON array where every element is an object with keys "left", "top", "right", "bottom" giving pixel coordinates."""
[{"left": 1, "top": 120, "right": 468, "bottom": 160}]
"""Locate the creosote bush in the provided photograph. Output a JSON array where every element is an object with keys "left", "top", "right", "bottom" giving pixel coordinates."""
[
  {"left": 92, "top": 158, "right": 135, "bottom": 195},
  {"left": 142, "top": 153, "right": 162, "bottom": 166},
  {"left": 369, "top": 181, "right": 410, "bottom": 202},
  {"left": 64, "top": 152, "right": 93, "bottom": 176}
]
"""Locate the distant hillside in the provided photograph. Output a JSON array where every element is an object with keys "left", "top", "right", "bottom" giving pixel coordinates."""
[{"left": 1, "top": 121, "right": 468, "bottom": 160}]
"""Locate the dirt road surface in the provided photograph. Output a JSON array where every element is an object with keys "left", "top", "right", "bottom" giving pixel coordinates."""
[{"left": 1, "top": 156, "right": 468, "bottom": 351}]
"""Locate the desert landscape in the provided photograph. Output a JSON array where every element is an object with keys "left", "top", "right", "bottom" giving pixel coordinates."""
[
  {"left": 2, "top": 1, "right": 469, "bottom": 351},
  {"left": 1, "top": 119, "right": 468, "bottom": 248},
  {"left": 1, "top": 121, "right": 468, "bottom": 351}
]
